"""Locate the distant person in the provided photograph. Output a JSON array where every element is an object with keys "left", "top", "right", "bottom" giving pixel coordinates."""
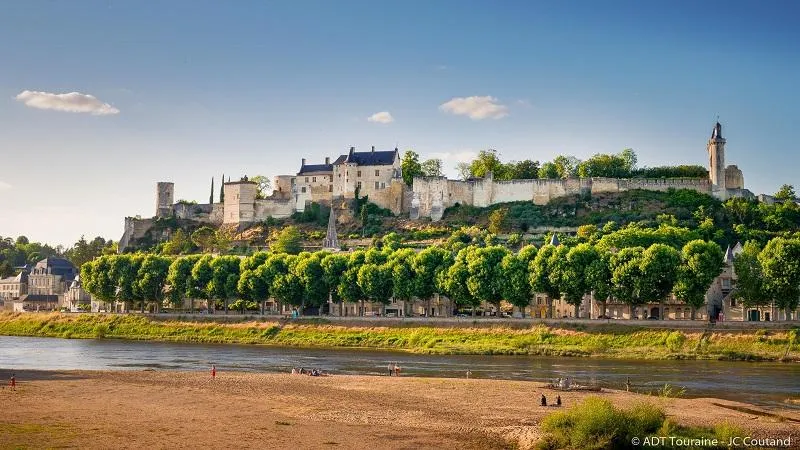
[
  {"left": 466, "top": 370, "right": 472, "bottom": 379},
  {"left": 556, "top": 395, "right": 562, "bottom": 406},
  {"left": 10, "top": 373, "right": 16, "bottom": 391},
  {"left": 211, "top": 365, "right": 216, "bottom": 380},
  {"left": 625, "top": 377, "right": 631, "bottom": 392},
  {"left": 394, "top": 364, "right": 401, "bottom": 377},
  {"left": 541, "top": 394, "right": 547, "bottom": 407},
  {"left": 388, "top": 363, "right": 394, "bottom": 376}
]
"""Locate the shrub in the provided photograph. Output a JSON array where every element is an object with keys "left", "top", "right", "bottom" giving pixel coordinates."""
[
  {"left": 665, "top": 331, "right": 686, "bottom": 352},
  {"left": 537, "top": 397, "right": 665, "bottom": 450}
]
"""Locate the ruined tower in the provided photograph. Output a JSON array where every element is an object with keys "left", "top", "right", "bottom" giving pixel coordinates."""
[
  {"left": 156, "top": 182, "right": 174, "bottom": 218},
  {"left": 223, "top": 176, "right": 257, "bottom": 226},
  {"left": 707, "top": 122, "right": 727, "bottom": 198}
]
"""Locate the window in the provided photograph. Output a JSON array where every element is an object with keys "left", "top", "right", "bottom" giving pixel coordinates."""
[
  {"left": 329, "top": 175, "right": 333, "bottom": 182},
  {"left": 312, "top": 176, "right": 316, "bottom": 182},
  {"left": 301, "top": 187, "right": 307, "bottom": 193},
  {"left": 375, "top": 181, "right": 380, "bottom": 190},
  {"left": 375, "top": 170, "right": 380, "bottom": 176},
  {"left": 357, "top": 170, "right": 362, "bottom": 177},
  {"left": 357, "top": 181, "right": 362, "bottom": 189},
  {"left": 328, "top": 185, "right": 332, "bottom": 192},
  {"left": 730, "top": 297, "right": 737, "bottom": 307},
  {"left": 381, "top": 182, "right": 385, "bottom": 189}
]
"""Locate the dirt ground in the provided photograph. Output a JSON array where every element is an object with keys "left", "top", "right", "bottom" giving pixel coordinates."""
[{"left": 1, "top": 370, "right": 798, "bottom": 449}]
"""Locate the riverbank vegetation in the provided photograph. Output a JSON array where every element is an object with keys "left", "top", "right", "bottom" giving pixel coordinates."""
[
  {"left": 0, "top": 313, "right": 796, "bottom": 361},
  {"left": 536, "top": 396, "right": 744, "bottom": 450}
]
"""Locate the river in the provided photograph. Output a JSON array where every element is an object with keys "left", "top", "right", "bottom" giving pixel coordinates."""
[{"left": 1, "top": 336, "right": 797, "bottom": 409}]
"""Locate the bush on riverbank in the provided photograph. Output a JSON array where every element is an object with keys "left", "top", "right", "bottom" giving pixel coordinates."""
[
  {"left": 0, "top": 313, "right": 796, "bottom": 361},
  {"left": 535, "top": 397, "right": 746, "bottom": 450}
]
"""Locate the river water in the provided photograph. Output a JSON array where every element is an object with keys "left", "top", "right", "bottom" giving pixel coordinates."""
[{"left": 1, "top": 336, "right": 797, "bottom": 409}]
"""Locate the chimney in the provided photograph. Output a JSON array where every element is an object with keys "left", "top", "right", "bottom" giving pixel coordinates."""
[
  {"left": 349, "top": 146, "right": 355, "bottom": 153},
  {"left": 325, "top": 157, "right": 330, "bottom": 165},
  {"left": 371, "top": 146, "right": 375, "bottom": 152},
  {"left": 301, "top": 158, "right": 306, "bottom": 167}
]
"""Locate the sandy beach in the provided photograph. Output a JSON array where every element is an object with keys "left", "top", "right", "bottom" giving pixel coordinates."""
[{"left": 1, "top": 369, "right": 798, "bottom": 449}]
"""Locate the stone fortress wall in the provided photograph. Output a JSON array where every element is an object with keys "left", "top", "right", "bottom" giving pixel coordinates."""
[{"left": 411, "top": 173, "right": 712, "bottom": 221}]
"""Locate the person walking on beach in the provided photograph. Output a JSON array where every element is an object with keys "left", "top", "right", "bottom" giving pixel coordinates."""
[
  {"left": 540, "top": 394, "right": 547, "bottom": 407},
  {"left": 466, "top": 369, "right": 472, "bottom": 379},
  {"left": 211, "top": 365, "right": 216, "bottom": 380},
  {"left": 387, "top": 363, "right": 394, "bottom": 376},
  {"left": 394, "top": 363, "right": 401, "bottom": 377},
  {"left": 556, "top": 395, "right": 562, "bottom": 407},
  {"left": 10, "top": 373, "right": 16, "bottom": 391}
]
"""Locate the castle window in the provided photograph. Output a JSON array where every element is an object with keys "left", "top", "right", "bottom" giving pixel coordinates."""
[
  {"left": 381, "top": 182, "right": 386, "bottom": 189},
  {"left": 312, "top": 177, "right": 316, "bottom": 182},
  {"left": 329, "top": 185, "right": 333, "bottom": 192},
  {"left": 357, "top": 181, "right": 362, "bottom": 189},
  {"left": 375, "top": 181, "right": 380, "bottom": 190},
  {"left": 301, "top": 187, "right": 306, "bottom": 193},
  {"left": 305, "top": 177, "right": 309, "bottom": 183},
  {"left": 375, "top": 170, "right": 380, "bottom": 176},
  {"left": 330, "top": 176, "right": 333, "bottom": 182},
  {"left": 357, "top": 170, "right": 362, "bottom": 177}
]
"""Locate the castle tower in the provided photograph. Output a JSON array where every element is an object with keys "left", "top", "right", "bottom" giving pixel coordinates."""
[
  {"left": 707, "top": 122, "right": 727, "bottom": 197},
  {"left": 223, "top": 176, "right": 257, "bottom": 226},
  {"left": 156, "top": 182, "right": 174, "bottom": 218}
]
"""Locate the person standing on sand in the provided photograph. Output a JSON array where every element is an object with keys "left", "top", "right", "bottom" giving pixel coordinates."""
[
  {"left": 10, "top": 373, "right": 16, "bottom": 391},
  {"left": 466, "top": 370, "right": 472, "bottom": 379},
  {"left": 540, "top": 394, "right": 547, "bottom": 407},
  {"left": 556, "top": 395, "right": 562, "bottom": 406},
  {"left": 211, "top": 365, "right": 216, "bottom": 380},
  {"left": 394, "top": 364, "right": 400, "bottom": 377},
  {"left": 388, "top": 363, "right": 394, "bottom": 376}
]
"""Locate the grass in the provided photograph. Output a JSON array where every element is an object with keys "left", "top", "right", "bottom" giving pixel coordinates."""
[
  {"left": 0, "top": 312, "right": 797, "bottom": 361},
  {"left": 536, "top": 397, "right": 747, "bottom": 450}
]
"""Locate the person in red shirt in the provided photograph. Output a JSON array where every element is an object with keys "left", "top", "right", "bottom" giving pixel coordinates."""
[
  {"left": 10, "top": 373, "right": 16, "bottom": 391},
  {"left": 211, "top": 365, "right": 216, "bottom": 380}
]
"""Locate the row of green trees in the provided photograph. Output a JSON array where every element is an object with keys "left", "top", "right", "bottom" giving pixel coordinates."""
[
  {"left": 0, "top": 235, "right": 116, "bottom": 278},
  {"left": 78, "top": 231, "right": 800, "bottom": 319},
  {"left": 438, "top": 148, "right": 707, "bottom": 181}
]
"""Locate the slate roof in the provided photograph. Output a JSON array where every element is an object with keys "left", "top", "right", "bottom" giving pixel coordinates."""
[
  {"left": 297, "top": 163, "right": 333, "bottom": 175},
  {"left": 33, "top": 257, "right": 77, "bottom": 281},
  {"left": 333, "top": 148, "right": 398, "bottom": 166}
]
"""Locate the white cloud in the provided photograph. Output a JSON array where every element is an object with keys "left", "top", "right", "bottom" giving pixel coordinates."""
[
  {"left": 367, "top": 111, "right": 394, "bottom": 124},
  {"left": 0, "top": 181, "right": 11, "bottom": 191},
  {"left": 428, "top": 150, "right": 478, "bottom": 164},
  {"left": 516, "top": 99, "right": 532, "bottom": 107},
  {"left": 15, "top": 90, "right": 120, "bottom": 115},
  {"left": 439, "top": 96, "right": 508, "bottom": 120}
]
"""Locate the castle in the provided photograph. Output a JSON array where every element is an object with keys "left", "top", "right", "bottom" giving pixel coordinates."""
[{"left": 120, "top": 122, "right": 753, "bottom": 249}]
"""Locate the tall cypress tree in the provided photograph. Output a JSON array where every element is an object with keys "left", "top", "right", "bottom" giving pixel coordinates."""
[
  {"left": 210, "top": 177, "right": 215, "bottom": 204},
  {"left": 220, "top": 173, "right": 225, "bottom": 202}
]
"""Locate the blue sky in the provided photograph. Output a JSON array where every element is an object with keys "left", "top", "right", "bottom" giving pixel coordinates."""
[{"left": 1, "top": 0, "right": 798, "bottom": 246}]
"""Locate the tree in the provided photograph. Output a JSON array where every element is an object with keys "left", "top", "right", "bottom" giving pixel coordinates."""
[
  {"left": 321, "top": 253, "right": 349, "bottom": 316},
  {"left": 538, "top": 161, "right": 560, "bottom": 179},
  {"left": 209, "top": 256, "right": 241, "bottom": 314},
  {"left": 167, "top": 255, "right": 201, "bottom": 311},
  {"left": 487, "top": 208, "right": 508, "bottom": 234},
  {"left": 161, "top": 229, "right": 192, "bottom": 255},
  {"left": 210, "top": 177, "right": 215, "bottom": 204},
  {"left": 455, "top": 162, "right": 472, "bottom": 180},
  {"left": 466, "top": 246, "right": 510, "bottom": 316},
  {"left": 552, "top": 155, "right": 581, "bottom": 178},
  {"left": 759, "top": 237, "right": 800, "bottom": 318},
  {"left": 586, "top": 250, "right": 613, "bottom": 318},
  {"left": 506, "top": 160, "right": 540, "bottom": 179},
  {"left": 191, "top": 227, "right": 217, "bottom": 253},
  {"left": 237, "top": 253, "right": 270, "bottom": 314},
  {"left": 137, "top": 255, "right": 171, "bottom": 313},
  {"left": 256, "top": 254, "right": 290, "bottom": 314},
  {"left": 401, "top": 150, "right": 423, "bottom": 186},
  {"left": 638, "top": 244, "right": 681, "bottom": 319},
  {"left": 272, "top": 256, "right": 305, "bottom": 313},
  {"left": 610, "top": 246, "right": 645, "bottom": 319},
  {"left": 550, "top": 244, "right": 600, "bottom": 318},
  {"left": 412, "top": 246, "right": 453, "bottom": 317},
  {"left": 732, "top": 241, "right": 769, "bottom": 314},
  {"left": 357, "top": 263, "right": 393, "bottom": 316},
  {"left": 220, "top": 173, "right": 225, "bottom": 203},
  {"left": 294, "top": 252, "right": 328, "bottom": 313},
  {"left": 190, "top": 255, "right": 215, "bottom": 312},
  {"left": 388, "top": 249, "right": 417, "bottom": 312},
  {"left": 469, "top": 149, "right": 506, "bottom": 179},
  {"left": 530, "top": 245, "right": 561, "bottom": 317},
  {"left": 420, "top": 159, "right": 443, "bottom": 177},
  {"left": 270, "top": 226, "right": 302, "bottom": 254},
  {"left": 338, "top": 251, "right": 366, "bottom": 315},
  {"left": 774, "top": 184, "right": 796, "bottom": 202},
  {"left": 501, "top": 253, "right": 531, "bottom": 314},
  {"left": 441, "top": 247, "right": 477, "bottom": 315},
  {"left": 673, "top": 240, "right": 724, "bottom": 320},
  {"left": 251, "top": 175, "right": 272, "bottom": 199},
  {"left": 65, "top": 236, "right": 115, "bottom": 269},
  {"left": 81, "top": 256, "right": 117, "bottom": 311}
]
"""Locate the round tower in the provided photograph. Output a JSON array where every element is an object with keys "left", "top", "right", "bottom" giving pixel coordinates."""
[
  {"left": 156, "top": 182, "right": 174, "bottom": 218},
  {"left": 707, "top": 122, "right": 726, "bottom": 197}
]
